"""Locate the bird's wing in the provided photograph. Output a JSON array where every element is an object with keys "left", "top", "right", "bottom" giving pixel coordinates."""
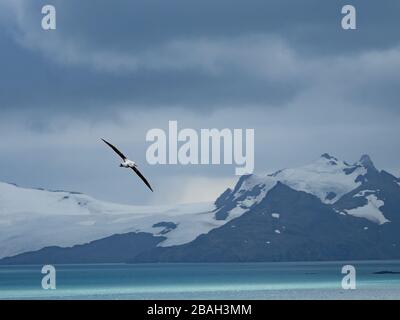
[
  {"left": 131, "top": 166, "right": 154, "bottom": 192},
  {"left": 101, "top": 138, "right": 127, "bottom": 160}
]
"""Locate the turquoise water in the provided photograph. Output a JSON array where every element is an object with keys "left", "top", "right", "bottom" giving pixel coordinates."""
[{"left": 1, "top": 261, "right": 400, "bottom": 300}]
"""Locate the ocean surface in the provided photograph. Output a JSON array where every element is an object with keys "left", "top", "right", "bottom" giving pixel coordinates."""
[{"left": 1, "top": 261, "right": 400, "bottom": 300}]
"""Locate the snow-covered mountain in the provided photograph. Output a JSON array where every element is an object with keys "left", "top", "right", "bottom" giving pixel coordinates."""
[
  {"left": 1, "top": 153, "right": 400, "bottom": 264},
  {"left": 134, "top": 154, "right": 400, "bottom": 262},
  {"left": 0, "top": 182, "right": 227, "bottom": 259},
  {"left": 213, "top": 154, "right": 395, "bottom": 224}
]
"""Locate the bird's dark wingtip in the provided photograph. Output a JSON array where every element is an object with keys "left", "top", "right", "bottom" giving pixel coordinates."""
[{"left": 101, "top": 138, "right": 111, "bottom": 145}]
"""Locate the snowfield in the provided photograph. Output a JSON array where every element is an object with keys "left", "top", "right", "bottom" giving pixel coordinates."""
[
  {"left": 345, "top": 195, "right": 389, "bottom": 225},
  {"left": 0, "top": 182, "right": 231, "bottom": 258},
  {"left": 229, "top": 154, "right": 367, "bottom": 214}
]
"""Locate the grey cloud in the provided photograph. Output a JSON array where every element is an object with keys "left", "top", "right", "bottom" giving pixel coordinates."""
[
  {"left": 0, "top": 1, "right": 400, "bottom": 204},
  {"left": 0, "top": 0, "right": 400, "bottom": 117}
]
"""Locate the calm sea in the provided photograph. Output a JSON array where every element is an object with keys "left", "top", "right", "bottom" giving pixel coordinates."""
[{"left": 1, "top": 261, "right": 400, "bottom": 300}]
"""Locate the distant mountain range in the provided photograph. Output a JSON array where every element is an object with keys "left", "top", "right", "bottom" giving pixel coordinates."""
[{"left": 1, "top": 154, "right": 400, "bottom": 264}]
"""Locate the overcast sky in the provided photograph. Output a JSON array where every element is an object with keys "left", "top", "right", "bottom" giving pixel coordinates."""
[{"left": 0, "top": 0, "right": 399, "bottom": 205}]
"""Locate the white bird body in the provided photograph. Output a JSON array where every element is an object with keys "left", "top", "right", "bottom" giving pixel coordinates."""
[{"left": 120, "top": 159, "right": 137, "bottom": 168}]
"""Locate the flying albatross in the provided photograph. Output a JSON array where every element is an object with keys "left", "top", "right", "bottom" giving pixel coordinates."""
[{"left": 101, "top": 138, "right": 153, "bottom": 192}]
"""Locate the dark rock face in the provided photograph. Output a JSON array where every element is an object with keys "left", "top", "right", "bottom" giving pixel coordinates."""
[
  {"left": 133, "top": 183, "right": 400, "bottom": 263},
  {"left": 152, "top": 222, "right": 178, "bottom": 234},
  {"left": 0, "top": 233, "right": 165, "bottom": 265},
  {"left": 214, "top": 174, "right": 254, "bottom": 220},
  {"left": 325, "top": 192, "right": 337, "bottom": 201}
]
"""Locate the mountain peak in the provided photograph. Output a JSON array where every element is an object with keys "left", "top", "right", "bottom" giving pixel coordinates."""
[
  {"left": 320, "top": 153, "right": 337, "bottom": 161},
  {"left": 359, "top": 154, "right": 376, "bottom": 170},
  {"left": 319, "top": 153, "right": 340, "bottom": 166}
]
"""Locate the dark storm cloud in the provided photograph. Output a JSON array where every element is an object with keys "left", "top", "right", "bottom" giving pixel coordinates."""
[
  {"left": 26, "top": 0, "right": 400, "bottom": 54},
  {"left": 1, "top": 1, "right": 400, "bottom": 205},
  {"left": 0, "top": 0, "right": 400, "bottom": 116}
]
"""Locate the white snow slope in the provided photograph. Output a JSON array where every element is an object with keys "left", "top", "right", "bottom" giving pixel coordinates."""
[
  {"left": 0, "top": 182, "right": 231, "bottom": 259},
  {"left": 345, "top": 195, "right": 389, "bottom": 225},
  {"left": 231, "top": 154, "right": 367, "bottom": 209}
]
